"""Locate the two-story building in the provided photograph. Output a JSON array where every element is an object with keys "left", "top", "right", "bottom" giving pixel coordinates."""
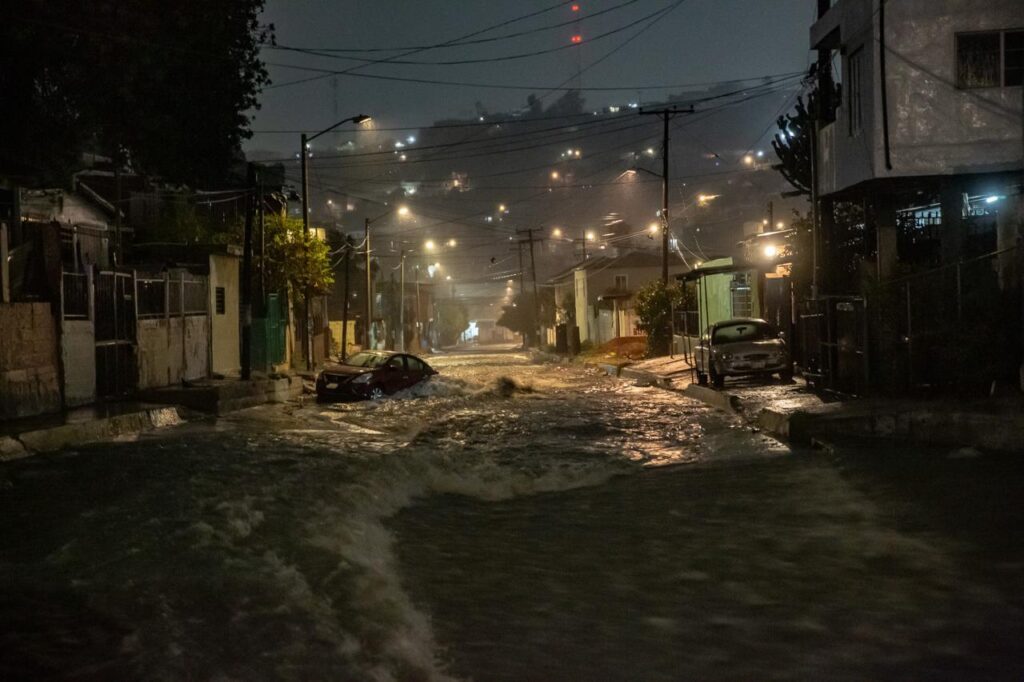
[
  {"left": 549, "top": 250, "right": 688, "bottom": 348},
  {"left": 809, "top": 0, "right": 1023, "bottom": 393}
]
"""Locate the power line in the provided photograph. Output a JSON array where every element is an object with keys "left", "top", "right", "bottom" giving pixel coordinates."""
[
  {"left": 270, "top": 0, "right": 687, "bottom": 69},
  {"left": 269, "top": 0, "right": 647, "bottom": 54},
  {"left": 264, "top": 0, "right": 581, "bottom": 91}
]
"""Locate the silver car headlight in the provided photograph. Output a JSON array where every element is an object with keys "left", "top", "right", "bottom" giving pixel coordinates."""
[{"left": 352, "top": 373, "right": 373, "bottom": 384}]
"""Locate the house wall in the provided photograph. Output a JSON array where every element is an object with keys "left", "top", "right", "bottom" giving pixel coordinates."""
[
  {"left": 816, "top": 0, "right": 1023, "bottom": 195},
  {"left": 563, "top": 262, "right": 688, "bottom": 343},
  {"left": 0, "top": 302, "right": 61, "bottom": 419},
  {"left": 61, "top": 320, "right": 95, "bottom": 407},
  {"left": 209, "top": 254, "right": 240, "bottom": 376}
]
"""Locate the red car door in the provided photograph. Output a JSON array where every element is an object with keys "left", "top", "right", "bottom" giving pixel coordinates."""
[{"left": 380, "top": 355, "right": 409, "bottom": 393}]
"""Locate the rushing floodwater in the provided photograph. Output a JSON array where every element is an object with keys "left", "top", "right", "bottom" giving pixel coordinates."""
[{"left": 1, "top": 352, "right": 1022, "bottom": 680}]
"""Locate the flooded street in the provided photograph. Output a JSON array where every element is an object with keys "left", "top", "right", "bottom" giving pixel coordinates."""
[{"left": 1, "top": 351, "right": 1023, "bottom": 680}]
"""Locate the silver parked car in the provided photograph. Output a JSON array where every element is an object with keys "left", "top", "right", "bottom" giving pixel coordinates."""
[{"left": 695, "top": 318, "right": 792, "bottom": 388}]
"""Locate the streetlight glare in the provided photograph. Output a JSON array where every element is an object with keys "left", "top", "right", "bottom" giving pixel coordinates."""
[
  {"left": 552, "top": 227, "right": 563, "bottom": 238},
  {"left": 424, "top": 239, "right": 436, "bottom": 250},
  {"left": 551, "top": 171, "right": 560, "bottom": 180},
  {"left": 447, "top": 239, "right": 457, "bottom": 247},
  {"left": 585, "top": 231, "right": 596, "bottom": 241},
  {"left": 397, "top": 205, "right": 410, "bottom": 216},
  {"left": 498, "top": 203, "right": 507, "bottom": 212},
  {"left": 648, "top": 222, "right": 660, "bottom": 233},
  {"left": 763, "top": 244, "right": 779, "bottom": 259}
]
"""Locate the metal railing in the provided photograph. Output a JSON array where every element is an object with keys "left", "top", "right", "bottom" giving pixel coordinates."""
[
  {"left": 135, "top": 272, "right": 209, "bottom": 319},
  {"left": 61, "top": 271, "right": 90, "bottom": 319},
  {"left": 802, "top": 244, "right": 1021, "bottom": 394}
]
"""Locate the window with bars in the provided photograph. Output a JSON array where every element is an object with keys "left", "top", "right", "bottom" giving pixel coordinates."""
[
  {"left": 215, "top": 287, "right": 226, "bottom": 315},
  {"left": 957, "top": 30, "right": 1024, "bottom": 88},
  {"left": 730, "top": 273, "right": 753, "bottom": 319},
  {"left": 847, "top": 47, "right": 864, "bottom": 136}
]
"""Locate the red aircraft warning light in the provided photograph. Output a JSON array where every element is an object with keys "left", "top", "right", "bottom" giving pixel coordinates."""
[
  {"left": 571, "top": 34, "right": 582, "bottom": 43},
  {"left": 571, "top": 3, "right": 580, "bottom": 11}
]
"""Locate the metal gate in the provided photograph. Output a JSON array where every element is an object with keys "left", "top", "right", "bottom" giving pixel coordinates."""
[
  {"left": 252, "top": 293, "right": 286, "bottom": 370},
  {"left": 94, "top": 270, "right": 136, "bottom": 397}
]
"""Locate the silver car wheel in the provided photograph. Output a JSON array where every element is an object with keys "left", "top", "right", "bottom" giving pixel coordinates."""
[{"left": 369, "top": 386, "right": 385, "bottom": 400}]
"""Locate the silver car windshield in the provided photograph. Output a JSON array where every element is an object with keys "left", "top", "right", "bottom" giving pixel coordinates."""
[{"left": 712, "top": 323, "right": 774, "bottom": 344}]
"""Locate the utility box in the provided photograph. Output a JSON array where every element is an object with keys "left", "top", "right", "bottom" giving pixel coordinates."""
[
  {"left": 568, "top": 325, "right": 581, "bottom": 356},
  {"left": 555, "top": 324, "right": 568, "bottom": 354}
]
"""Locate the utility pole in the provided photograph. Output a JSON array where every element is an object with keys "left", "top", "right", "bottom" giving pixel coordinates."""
[
  {"left": 398, "top": 249, "right": 406, "bottom": 353},
  {"left": 241, "top": 163, "right": 255, "bottom": 380},
  {"left": 300, "top": 133, "right": 313, "bottom": 370},
  {"left": 639, "top": 106, "right": 695, "bottom": 284},
  {"left": 516, "top": 228, "right": 543, "bottom": 347},
  {"left": 341, "top": 237, "right": 351, "bottom": 361},
  {"left": 364, "top": 216, "right": 372, "bottom": 350}
]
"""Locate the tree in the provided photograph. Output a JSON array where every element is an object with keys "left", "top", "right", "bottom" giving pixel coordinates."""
[
  {"left": 497, "top": 291, "right": 555, "bottom": 346},
  {"left": 770, "top": 64, "right": 840, "bottom": 198},
  {"left": 261, "top": 215, "right": 333, "bottom": 297},
  {"left": 634, "top": 280, "right": 682, "bottom": 357},
  {"left": 771, "top": 96, "right": 813, "bottom": 197},
  {"left": 435, "top": 299, "right": 469, "bottom": 347},
  {"left": 1, "top": 1, "right": 271, "bottom": 186}
]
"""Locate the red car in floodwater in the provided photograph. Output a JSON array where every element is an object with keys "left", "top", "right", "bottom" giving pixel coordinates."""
[{"left": 315, "top": 350, "right": 438, "bottom": 401}]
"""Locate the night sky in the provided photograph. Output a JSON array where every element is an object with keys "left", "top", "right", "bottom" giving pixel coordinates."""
[{"left": 247, "top": 0, "right": 815, "bottom": 154}]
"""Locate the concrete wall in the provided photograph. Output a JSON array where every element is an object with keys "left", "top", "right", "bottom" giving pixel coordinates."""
[
  {"left": 137, "top": 316, "right": 209, "bottom": 389},
  {"left": 209, "top": 254, "right": 240, "bottom": 377},
  {"left": 816, "top": 0, "right": 1023, "bottom": 195},
  {"left": 0, "top": 302, "right": 61, "bottom": 419},
  {"left": 61, "top": 319, "right": 95, "bottom": 407}
]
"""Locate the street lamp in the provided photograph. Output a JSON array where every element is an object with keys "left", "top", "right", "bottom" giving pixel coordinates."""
[{"left": 299, "top": 113, "right": 370, "bottom": 369}]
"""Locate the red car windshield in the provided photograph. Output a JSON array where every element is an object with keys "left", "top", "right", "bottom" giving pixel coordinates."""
[{"left": 344, "top": 352, "right": 389, "bottom": 368}]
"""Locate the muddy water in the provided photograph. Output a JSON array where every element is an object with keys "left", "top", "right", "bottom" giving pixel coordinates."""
[{"left": 0, "top": 352, "right": 1022, "bottom": 680}]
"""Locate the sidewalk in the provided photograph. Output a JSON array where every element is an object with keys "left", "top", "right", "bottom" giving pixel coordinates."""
[
  {"left": 0, "top": 402, "right": 182, "bottom": 460},
  {"left": 1, "top": 374, "right": 305, "bottom": 460}
]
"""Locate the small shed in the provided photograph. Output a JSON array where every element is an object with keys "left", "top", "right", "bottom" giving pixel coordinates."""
[{"left": 677, "top": 257, "right": 764, "bottom": 347}]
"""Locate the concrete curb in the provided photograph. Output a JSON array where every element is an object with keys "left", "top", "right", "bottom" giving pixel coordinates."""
[
  {"left": 10, "top": 407, "right": 183, "bottom": 456},
  {"left": 683, "top": 384, "right": 742, "bottom": 414},
  {"left": 621, "top": 367, "right": 671, "bottom": 388}
]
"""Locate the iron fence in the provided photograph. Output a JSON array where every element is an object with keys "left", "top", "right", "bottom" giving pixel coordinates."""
[
  {"left": 801, "top": 244, "right": 1021, "bottom": 395},
  {"left": 136, "top": 273, "right": 208, "bottom": 318},
  {"left": 61, "top": 271, "right": 89, "bottom": 319},
  {"left": 136, "top": 277, "right": 166, "bottom": 319}
]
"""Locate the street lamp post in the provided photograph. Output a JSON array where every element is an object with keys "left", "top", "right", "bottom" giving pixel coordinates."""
[{"left": 299, "top": 113, "right": 370, "bottom": 370}]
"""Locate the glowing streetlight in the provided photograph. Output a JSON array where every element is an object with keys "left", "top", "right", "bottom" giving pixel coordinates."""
[
  {"left": 498, "top": 203, "right": 507, "bottom": 212},
  {"left": 648, "top": 222, "right": 660, "bottom": 234},
  {"left": 397, "top": 205, "right": 411, "bottom": 217},
  {"left": 743, "top": 154, "right": 755, "bottom": 166},
  {"left": 585, "top": 230, "right": 596, "bottom": 241},
  {"left": 552, "top": 227, "right": 563, "bottom": 238},
  {"left": 424, "top": 239, "right": 436, "bottom": 250},
  {"left": 445, "top": 275, "right": 452, "bottom": 281},
  {"left": 447, "top": 238, "right": 457, "bottom": 247},
  {"left": 763, "top": 244, "right": 779, "bottom": 259},
  {"left": 776, "top": 221, "right": 785, "bottom": 229},
  {"left": 551, "top": 171, "right": 560, "bottom": 180}
]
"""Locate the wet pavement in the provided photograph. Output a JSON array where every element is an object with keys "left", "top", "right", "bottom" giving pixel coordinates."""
[{"left": 1, "top": 350, "right": 1022, "bottom": 680}]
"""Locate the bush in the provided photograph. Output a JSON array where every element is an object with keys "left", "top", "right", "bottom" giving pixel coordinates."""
[{"left": 634, "top": 280, "right": 682, "bottom": 357}]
